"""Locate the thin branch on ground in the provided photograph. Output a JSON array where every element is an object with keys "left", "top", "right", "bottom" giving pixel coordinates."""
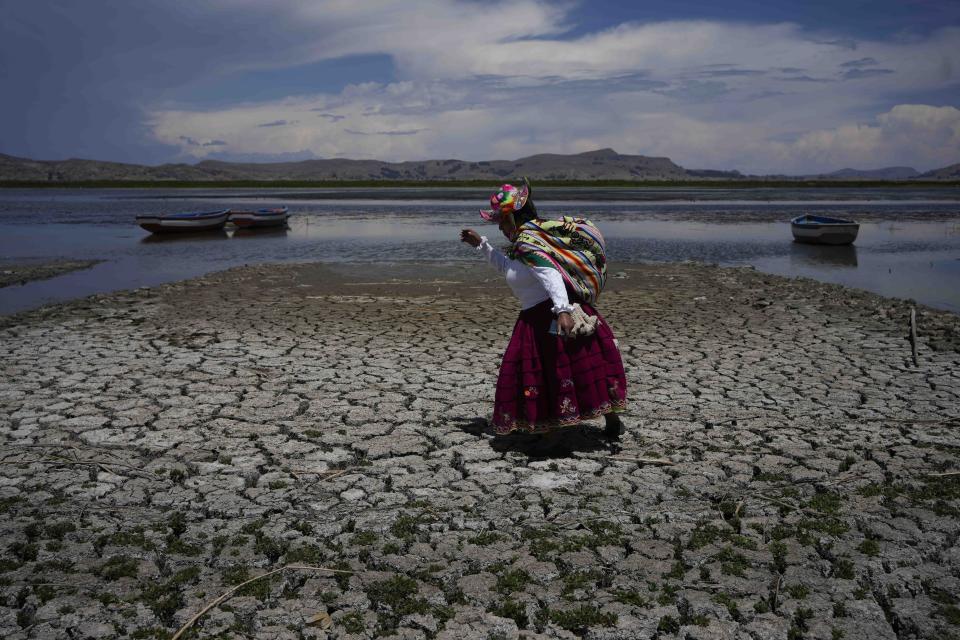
[{"left": 171, "top": 564, "right": 353, "bottom": 640}]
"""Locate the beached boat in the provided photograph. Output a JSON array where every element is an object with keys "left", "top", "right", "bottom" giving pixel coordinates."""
[
  {"left": 136, "top": 209, "right": 230, "bottom": 234},
  {"left": 228, "top": 207, "right": 290, "bottom": 228},
  {"left": 790, "top": 215, "right": 860, "bottom": 245}
]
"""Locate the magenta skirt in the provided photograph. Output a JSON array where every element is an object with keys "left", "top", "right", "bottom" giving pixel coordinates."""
[{"left": 492, "top": 300, "right": 627, "bottom": 434}]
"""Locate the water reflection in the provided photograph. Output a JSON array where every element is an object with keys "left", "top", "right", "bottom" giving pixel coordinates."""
[
  {"left": 139, "top": 230, "right": 229, "bottom": 244},
  {"left": 231, "top": 227, "right": 289, "bottom": 239},
  {"left": 2, "top": 188, "right": 959, "bottom": 315},
  {"left": 789, "top": 243, "right": 858, "bottom": 268}
]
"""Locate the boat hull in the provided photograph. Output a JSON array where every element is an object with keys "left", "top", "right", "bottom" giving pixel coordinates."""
[
  {"left": 790, "top": 215, "right": 860, "bottom": 245},
  {"left": 228, "top": 208, "right": 290, "bottom": 228},
  {"left": 136, "top": 210, "right": 230, "bottom": 233}
]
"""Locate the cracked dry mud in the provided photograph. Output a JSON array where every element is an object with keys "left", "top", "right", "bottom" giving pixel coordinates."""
[{"left": 0, "top": 261, "right": 958, "bottom": 640}]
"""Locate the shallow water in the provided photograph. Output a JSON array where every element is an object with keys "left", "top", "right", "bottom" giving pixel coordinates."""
[{"left": 1, "top": 187, "right": 958, "bottom": 314}]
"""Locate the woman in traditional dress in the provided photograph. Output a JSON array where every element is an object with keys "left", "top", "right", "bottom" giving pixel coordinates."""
[{"left": 460, "top": 179, "right": 627, "bottom": 438}]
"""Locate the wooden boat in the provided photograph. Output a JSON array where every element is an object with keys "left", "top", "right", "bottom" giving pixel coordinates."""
[
  {"left": 136, "top": 209, "right": 230, "bottom": 233},
  {"left": 228, "top": 207, "right": 290, "bottom": 228},
  {"left": 790, "top": 215, "right": 859, "bottom": 245}
]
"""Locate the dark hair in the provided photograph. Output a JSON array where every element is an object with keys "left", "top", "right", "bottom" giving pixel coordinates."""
[{"left": 513, "top": 199, "right": 538, "bottom": 226}]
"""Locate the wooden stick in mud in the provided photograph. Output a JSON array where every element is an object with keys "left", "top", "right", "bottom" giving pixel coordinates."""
[
  {"left": 170, "top": 564, "right": 353, "bottom": 640},
  {"left": 909, "top": 306, "right": 918, "bottom": 366},
  {"left": 608, "top": 455, "right": 674, "bottom": 465}
]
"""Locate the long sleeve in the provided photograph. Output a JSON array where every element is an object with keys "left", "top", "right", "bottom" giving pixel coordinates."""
[
  {"left": 530, "top": 265, "right": 574, "bottom": 314},
  {"left": 477, "top": 237, "right": 510, "bottom": 274}
]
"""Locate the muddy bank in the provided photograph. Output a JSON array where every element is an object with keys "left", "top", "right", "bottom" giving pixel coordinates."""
[
  {"left": 0, "top": 261, "right": 958, "bottom": 639},
  {"left": 0, "top": 259, "right": 100, "bottom": 288}
]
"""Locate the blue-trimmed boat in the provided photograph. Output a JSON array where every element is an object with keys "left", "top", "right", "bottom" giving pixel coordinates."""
[
  {"left": 136, "top": 209, "right": 230, "bottom": 234},
  {"left": 228, "top": 207, "right": 289, "bottom": 228},
  {"left": 790, "top": 215, "right": 859, "bottom": 245}
]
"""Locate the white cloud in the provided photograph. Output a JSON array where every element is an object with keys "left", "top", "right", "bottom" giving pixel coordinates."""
[
  {"left": 146, "top": 1, "right": 960, "bottom": 172},
  {"left": 775, "top": 104, "right": 960, "bottom": 171}
]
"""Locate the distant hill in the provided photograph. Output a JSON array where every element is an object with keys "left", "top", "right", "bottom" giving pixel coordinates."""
[
  {"left": 0, "top": 148, "right": 687, "bottom": 182},
  {"left": 686, "top": 169, "right": 744, "bottom": 179},
  {"left": 1, "top": 149, "right": 957, "bottom": 182},
  {"left": 816, "top": 166, "right": 920, "bottom": 180},
  {"left": 920, "top": 163, "right": 960, "bottom": 180}
]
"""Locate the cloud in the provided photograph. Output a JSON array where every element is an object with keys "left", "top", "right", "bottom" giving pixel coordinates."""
[
  {"left": 700, "top": 68, "right": 766, "bottom": 77},
  {"left": 257, "top": 119, "right": 297, "bottom": 127},
  {"left": 130, "top": 2, "right": 959, "bottom": 172},
  {"left": 841, "top": 68, "right": 895, "bottom": 80},
  {"left": 654, "top": 80, "right": 731, "bottom": 102},
  {"left": 840, "top": 57, "right": 879, "bottom": 68},
  {"left": 314, "top": 112, "right": 346, "bottom": 121},
  {"left": 345, "top": 128, "right": 427, "bottom": 136},
  {"left": 773, "top": 104, "right": 960, "bottom": 171}
]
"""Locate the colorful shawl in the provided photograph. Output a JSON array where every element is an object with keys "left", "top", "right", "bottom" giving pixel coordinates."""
[{"left": 508, "top": 217, "right": 607, "bottom": 304}]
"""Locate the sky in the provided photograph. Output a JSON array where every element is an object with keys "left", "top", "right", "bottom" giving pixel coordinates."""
[{"left": 2, "top": 0, "right": 959, "bottom": 174}]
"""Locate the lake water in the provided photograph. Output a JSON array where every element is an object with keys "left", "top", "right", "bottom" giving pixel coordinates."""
[{"left": 0, "top": 187, "right": 958, "bottom": 315}]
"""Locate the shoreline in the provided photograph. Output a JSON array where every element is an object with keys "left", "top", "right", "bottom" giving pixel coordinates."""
[
  {"left": 0, "top": 259, "right": 101, "bottom": 288},
  {"left": 3, "top": 180, "right": 960, "bottom": 190},
  {"left": 4, "top": 261, "right": 959, "bottom": 348},
  {"left": 1, "top": 261, "right": 958, "bottom": 638}
]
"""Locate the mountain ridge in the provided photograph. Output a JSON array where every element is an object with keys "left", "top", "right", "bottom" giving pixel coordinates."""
[{"left": 0, "top": 150, "right": 956, "bottom": 182}]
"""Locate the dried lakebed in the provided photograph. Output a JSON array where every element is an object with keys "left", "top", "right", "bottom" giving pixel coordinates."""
[{"left": 0, "top": 261, "right": 958, "bottom": 640}]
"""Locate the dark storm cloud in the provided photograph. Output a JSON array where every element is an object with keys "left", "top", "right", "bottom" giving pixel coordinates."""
[
  {"left": 0, "top": 2, "right": 325, "bottom": 163},
  {"left": 842, "top": 68, "right": 895, "bottom": 80},
  {"left": 257, "top": 120, "right": 297, "bottom": 127},
  {"left": 840, "top": 57, "right": 879, "bottom": 68}
]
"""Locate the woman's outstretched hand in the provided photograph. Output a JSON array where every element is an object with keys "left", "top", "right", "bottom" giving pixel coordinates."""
[
  {"left": 557, "top": 311, "right": 574, "bottom": 337},
  {"left": 460, "top": 229, "right": 481, "bottom": 247}
]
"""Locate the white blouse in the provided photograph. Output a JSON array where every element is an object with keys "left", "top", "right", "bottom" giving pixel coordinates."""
[{"left": 477, "top": 237, "right": 574, "bottom": 314}]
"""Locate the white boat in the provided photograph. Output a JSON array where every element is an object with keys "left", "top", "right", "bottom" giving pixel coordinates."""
[
  {"left": 136, "top": 209, "right": 230, "bottom": 234},
  {"left": 790, "top": 215, "right": 860, "bottom": 245},
  {"left": 228, "top": 207, "right": 289, "bottom": 228}
]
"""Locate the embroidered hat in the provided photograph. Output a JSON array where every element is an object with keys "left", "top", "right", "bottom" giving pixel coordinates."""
[{"left": 479, "top": 179, "right": 530, "bottom": 222}]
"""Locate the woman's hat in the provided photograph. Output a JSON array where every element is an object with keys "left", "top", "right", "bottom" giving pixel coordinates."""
[{"left": 479, "top": 179, "right": 530, "bottom": 222}]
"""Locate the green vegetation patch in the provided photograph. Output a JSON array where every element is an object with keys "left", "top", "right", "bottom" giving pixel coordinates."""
[
  {"left": 561, "top": 569, "right": 604, "bottom": 598},
  {"left": 807, "top": 491, "right": 843, "bottom": 514},
  {"left": 771, "top": 516, "right": 849, "bottom": 545},
  {"left": 366, "top": 575, "right": 431, "bottom": 631},
  {"left": 139, "top": 566, "right": 202, "bottom": 625},
  {"left": 548, "top": 605, "right": 617, "bottom": 633},
  {"left": 614, "top": 589, "right": 648, "bottom": 607},
  {"left": 714, "top": 546, "right": 751, "bottom": 577},
  {"left": 521, "top": 521, "right": 625, "bottom": 561},
  {"left": 95, "top": 527, "right": 153, "bottom": 553},
  {"left": 858, "top": 539, "right": 880, "bottom": 556},
  {"left": 340, "top": 611, "right": 366, "bottom": 633},
  {"left": 468, "top": 531, "right": 504, "bottom": 546},
  {"left": 496, "top": 569, "right": 531, "bottom": 595},
  {"left": 712, "top": 592, "right": 742, "bottom": 621},
  {"left": 786, "top": 584, "right": 810, "bottom": 600},
  {"left": 350, "top": 531, "right": 378, "bottom": 546},
  {"left": 285, "top": 544, "right": 325, "bottom": 565},
  {"left": 832, "top": 557, "right": 856, "bottom": 580},
  {"left": 938, "top": 604, "right": 960, "bottom": 626},
  {"left": 688, "top": 522, "right": 757, "bottom": 550},
  {"left": 859, "top": 476, "right": 960, "bottom": 516},
  {"left": 390, "top": 513, "right": 432, "bottom": 542},
  {"left": 98, "top": 555, "right": 139, "bottom": 580},
  {"left": 490, "top": 598, "right": 529, "bottom": 629},
  {"left": 44, "top": 521, "right": 76, "bottom": 540}
]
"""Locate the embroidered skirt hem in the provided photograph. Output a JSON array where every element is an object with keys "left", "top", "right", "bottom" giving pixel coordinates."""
[{"left": 491, "top": 300, "right": 628, "bottom": 435}]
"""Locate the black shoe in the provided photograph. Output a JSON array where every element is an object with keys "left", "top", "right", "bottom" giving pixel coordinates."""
[{"left": 603, "top": 415, "right": 623, "bottom": 439}]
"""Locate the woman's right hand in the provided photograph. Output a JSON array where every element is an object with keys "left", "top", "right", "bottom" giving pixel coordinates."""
[{"left": 460, "top": 229, "right": 481, "bottom": 247}]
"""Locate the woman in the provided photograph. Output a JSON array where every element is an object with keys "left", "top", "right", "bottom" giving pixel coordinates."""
[{"left": 460, "top": 180, "right": 627, "bottom": 438}]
